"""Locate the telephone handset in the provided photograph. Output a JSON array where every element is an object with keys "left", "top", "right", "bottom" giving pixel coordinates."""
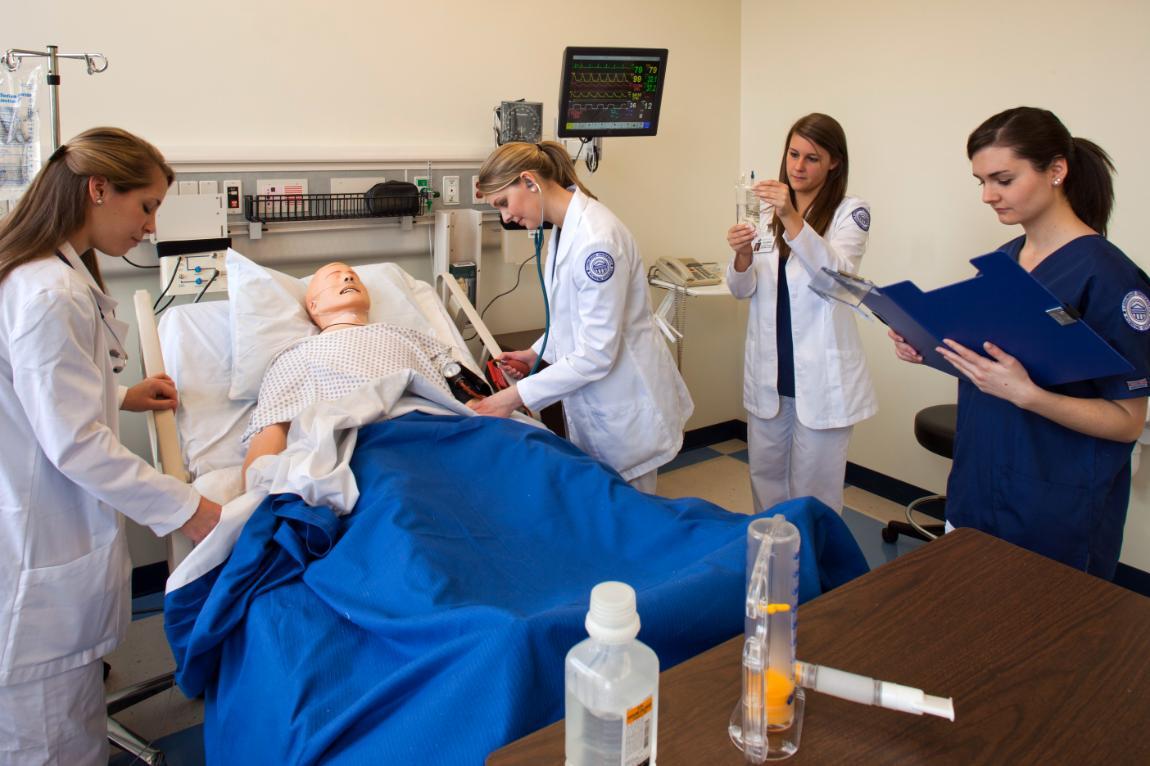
[{"left": 654, "top": 257, "right": 722, "bottom": 287}]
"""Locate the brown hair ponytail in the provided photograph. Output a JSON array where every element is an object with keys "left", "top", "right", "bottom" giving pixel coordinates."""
[{"left": 0, "top": 126, "right": 173, "bottom": 288}]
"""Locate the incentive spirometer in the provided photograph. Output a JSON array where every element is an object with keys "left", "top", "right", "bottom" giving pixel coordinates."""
[{"left": 729, "top": 516, "right": 954, "bottom": 762}]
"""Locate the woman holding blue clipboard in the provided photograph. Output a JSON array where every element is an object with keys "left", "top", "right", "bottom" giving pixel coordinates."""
[{"left": 891, "top": 107, "right": 1150, "bottom": 578}]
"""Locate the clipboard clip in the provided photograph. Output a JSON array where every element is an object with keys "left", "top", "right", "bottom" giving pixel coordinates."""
[
  {"left": 1046, "top": 305, "right": 1081, "bottom": 327},
  {"left": 808, "top": 268, "right": 878, "bottom": 322}
]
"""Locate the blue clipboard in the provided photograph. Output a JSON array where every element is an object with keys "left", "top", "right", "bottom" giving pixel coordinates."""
[{"left": 822, "top": 251, "right": 1134, "bottom": 387}]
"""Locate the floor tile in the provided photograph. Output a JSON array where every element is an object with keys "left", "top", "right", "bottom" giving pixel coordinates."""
[
  {"left": 658, "top": 446, "right": 721, "bottom": 473},
  {"left": 843, "top": 485, "right": 909, "bottom": 526},
  {"left": 709, "top": 439, "right": 747, "bottom": 455},
  {"left": 657, "top": 455, "right": 754, "bottom": 515},
  {"left": 105, "top": 614, "right": 203, "bottom": 760}
]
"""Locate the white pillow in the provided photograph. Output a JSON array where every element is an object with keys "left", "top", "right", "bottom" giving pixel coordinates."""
[{"left": 225, "top": 249, "right": 447, "bottom": 400}]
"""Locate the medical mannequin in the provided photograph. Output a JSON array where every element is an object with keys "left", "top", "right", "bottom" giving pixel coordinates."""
[
  {"left": 890, "top": 107, "right": 1150, "bottom": 579},
  {"left": 0, "top": 127, "right": 221, "bottom": 764},
  {"left": 725, "top": 114, "right": 876, "bottom": 514},
  {"left": 471, "top": 141, "right": 693, "bottom": 494},
  {"left": 241, "top": 262, "right": 372, "bottom": 475}
]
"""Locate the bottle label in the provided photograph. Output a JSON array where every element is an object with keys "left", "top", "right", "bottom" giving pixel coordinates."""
[{"left": 621, "top": 695, "right": 654, "bottom": 766}]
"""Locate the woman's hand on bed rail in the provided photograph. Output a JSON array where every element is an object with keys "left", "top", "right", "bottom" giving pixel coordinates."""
[
  {"left": 122, "top": 373, "right": 179, "bottom": 412},
  {"left": 180, "top": 496, "right": 222, "bottom": 544},
  {"left": 468, "top": 384, "right": 524, "bottom": 418}
]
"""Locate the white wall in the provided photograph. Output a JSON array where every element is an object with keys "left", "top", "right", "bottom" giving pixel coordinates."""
[
  {"left": 740, "top": 0, "right": 1150, "bottom": 569},
  {"left": 9, "top": 1, "right": 744, "bottom": 564}
]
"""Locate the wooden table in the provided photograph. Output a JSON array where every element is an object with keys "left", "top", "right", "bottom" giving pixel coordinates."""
[{"left": 487, "top": 528, "right": 1150, "bottom": 765}]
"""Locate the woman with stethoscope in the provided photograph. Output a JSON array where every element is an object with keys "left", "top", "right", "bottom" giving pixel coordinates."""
[
  {"left": 725, "top": 113, "right": 877, "bottom": 515},
  {"left": 0, "top": 127, "right": 221, "bottom": 764},
  {"left": 469, "top": 141, "right": 693, "bottom": 493}
]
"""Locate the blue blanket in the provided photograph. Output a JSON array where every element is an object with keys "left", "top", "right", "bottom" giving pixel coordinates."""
[{"left": 165, "top": 412, "right": 866, "bottom": 765}]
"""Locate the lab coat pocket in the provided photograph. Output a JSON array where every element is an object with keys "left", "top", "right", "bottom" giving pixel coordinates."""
[
  {"left": 3, "top": 535, "right": 127, "bottom": 673},
  {"left": 824, "top": 348, "right": 871, "bottom": 422}
]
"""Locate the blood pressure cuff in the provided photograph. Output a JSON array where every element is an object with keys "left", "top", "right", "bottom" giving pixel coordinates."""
[{"left": 447, "top": 365, "right": 492, "bottom": 404}]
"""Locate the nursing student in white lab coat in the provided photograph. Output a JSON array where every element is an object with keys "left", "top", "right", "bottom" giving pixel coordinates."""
[
  {"left": 726, "top": 113, "right": 877, "bottom": 514},
  {"left": 470, "top": 141, "right": 693, "bottom": 492},
  {"left": 0, "top": 127, "right": 221, "bottom": 765}
]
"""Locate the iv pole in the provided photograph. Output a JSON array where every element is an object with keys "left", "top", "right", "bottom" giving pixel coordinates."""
[{"left": 2, "top": 45, "right": 109, "bottom": 151}]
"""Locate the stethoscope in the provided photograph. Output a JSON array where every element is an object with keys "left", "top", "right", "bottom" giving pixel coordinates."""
[{"left": 55, "top": 250, "right": 130, "bottom": 374}]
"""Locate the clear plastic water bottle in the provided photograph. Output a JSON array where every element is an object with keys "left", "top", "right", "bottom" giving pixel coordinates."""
[{"left": 565, "top": 582, "right": 659, "bottom": 766}]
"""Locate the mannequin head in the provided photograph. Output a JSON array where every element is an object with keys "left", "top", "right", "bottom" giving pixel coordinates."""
[{"left": 305, "top": 262, "right": 371, "bottom": 330}]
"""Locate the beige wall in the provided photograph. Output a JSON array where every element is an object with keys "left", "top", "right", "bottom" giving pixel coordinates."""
[{"left": 740, "top": 0, "right": 1150, "bottom": 568}]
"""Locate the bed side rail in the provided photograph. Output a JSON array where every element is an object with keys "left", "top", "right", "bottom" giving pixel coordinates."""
[
  {"left": 132, "top": 289, "right": 194, "bottom": 567},
  {"left": 435, "top": 272, "right": 503, "bottom": 364}
]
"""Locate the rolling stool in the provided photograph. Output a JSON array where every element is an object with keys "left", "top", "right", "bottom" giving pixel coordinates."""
[{"left": 881, "top": 404, "right": 956, "bottom": 543}]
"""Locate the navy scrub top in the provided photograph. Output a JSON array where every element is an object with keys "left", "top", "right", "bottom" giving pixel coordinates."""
[{"left": 946, "top": 234, "right": 1150, "bottom": 579}]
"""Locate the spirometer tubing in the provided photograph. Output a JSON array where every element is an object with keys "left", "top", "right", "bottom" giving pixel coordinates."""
[{"left": 794, "top": 661, "right": 955, "bottom": 721}]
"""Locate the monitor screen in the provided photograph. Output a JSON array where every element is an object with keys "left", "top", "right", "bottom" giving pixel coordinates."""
[{"left": 556, "top": 47, "right": 669, "bottom": 138}]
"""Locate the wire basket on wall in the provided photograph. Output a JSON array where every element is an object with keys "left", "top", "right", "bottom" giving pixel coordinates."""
[{"left": 243, "top": 182, "right": 424, "bottom": 223}]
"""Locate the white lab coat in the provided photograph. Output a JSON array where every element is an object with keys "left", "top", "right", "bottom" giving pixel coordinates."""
[
  {"left": 517, "top": 189, "right": 694, "bottom": 480},
  {"left": 0, "top": 244, "right": 198, "bottom": 687},
  {"left": 726, "top": 196, "right": 877, "bottom": 429}
]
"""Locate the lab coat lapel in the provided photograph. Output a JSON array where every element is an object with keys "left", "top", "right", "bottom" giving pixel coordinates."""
[
  {"left": 57, "top": 242, "right": 130, "bottom": 351},
  {"left": 554, "top": 189, "right": 589, "bottom": 273}
]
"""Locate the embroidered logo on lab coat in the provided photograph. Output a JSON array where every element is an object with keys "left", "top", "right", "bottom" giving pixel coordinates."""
[
  {"left": 1121, "top": 290, "right": 1150, "bottom": 331},
  {"left": 585, "top": 252, "right": 615, "bottom": 283},
  {"left": 851, "top": 207, "right": 871, "bottom": 231}
]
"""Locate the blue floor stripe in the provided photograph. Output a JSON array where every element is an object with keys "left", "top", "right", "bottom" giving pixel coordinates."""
[{"left": 657, "top": 446, "right": 721, "bottom": 473}]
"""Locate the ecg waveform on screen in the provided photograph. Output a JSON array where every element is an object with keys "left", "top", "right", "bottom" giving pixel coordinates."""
[{"left": 563, "top": 55, "right": 663, "bottom": 131}]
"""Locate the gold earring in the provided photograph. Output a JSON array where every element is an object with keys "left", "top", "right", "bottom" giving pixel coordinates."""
[{"left": 96, "top": 197, "right": 104, "bottom": 205}]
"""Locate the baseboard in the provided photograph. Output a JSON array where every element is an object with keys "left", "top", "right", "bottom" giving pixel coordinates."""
[
  {"left": 1113, "top": 563, "right": 1150, "bottom": 598},
  {"left": 682, "top": 419, "right": 746, "bottom": 452}
]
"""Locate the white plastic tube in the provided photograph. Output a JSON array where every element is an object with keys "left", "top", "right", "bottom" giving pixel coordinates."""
[{"left": 795, "top": 661, "right": 955, "bottom": 721}]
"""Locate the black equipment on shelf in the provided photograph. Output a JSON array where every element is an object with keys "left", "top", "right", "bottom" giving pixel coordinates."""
[{"left": 243, "top": 181, "right": 424, "bottom": 223}]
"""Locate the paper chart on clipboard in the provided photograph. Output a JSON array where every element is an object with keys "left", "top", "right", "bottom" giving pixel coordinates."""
[{"left": 819, "top": 251, "right": 1134, "bottom": 387}]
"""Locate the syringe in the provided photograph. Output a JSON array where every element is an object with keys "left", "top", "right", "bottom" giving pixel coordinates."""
[{"left": 794, "top": 661, "right": 955, "bottom": 721}]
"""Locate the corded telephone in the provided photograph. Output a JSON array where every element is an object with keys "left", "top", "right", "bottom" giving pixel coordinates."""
[{"left": 653, "top": 257, "right": 722, "bottom": 287}]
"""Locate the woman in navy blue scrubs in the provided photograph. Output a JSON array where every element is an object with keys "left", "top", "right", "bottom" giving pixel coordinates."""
[{"left": 890, "top": 107, "right": 1150, "bottom": 579}]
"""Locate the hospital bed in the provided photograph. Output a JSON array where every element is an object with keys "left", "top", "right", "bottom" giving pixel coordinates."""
[{"left": 130, "top": 254, "right": 865, "bottom": 765}]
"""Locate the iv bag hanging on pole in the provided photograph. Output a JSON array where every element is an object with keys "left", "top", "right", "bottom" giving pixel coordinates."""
[{"left": 0, "top": 64, "right": 41, "bottom": 201}]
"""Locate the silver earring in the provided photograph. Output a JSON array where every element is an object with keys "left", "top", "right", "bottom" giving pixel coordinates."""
[
  {"left": 1052, "top": 178, "right": 1062, "bottom": 186},
  {"left": 96, "top": 197, "right": 104, "bottom": 205}
]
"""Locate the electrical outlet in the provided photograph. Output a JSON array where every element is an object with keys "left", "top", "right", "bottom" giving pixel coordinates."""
[{"left": 443, "top": 175, "right": 460, "bottom": 205}]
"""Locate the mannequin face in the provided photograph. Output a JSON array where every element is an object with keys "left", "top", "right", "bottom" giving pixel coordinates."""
[
  {"left": 85, "top": 167, "right": 169, "bottom": 257},
  {"left": 306, "top": 262, "right": 371, "bottom": 328}
]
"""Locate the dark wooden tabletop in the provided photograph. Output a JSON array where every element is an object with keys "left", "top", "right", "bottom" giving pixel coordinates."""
[{"left": 487, "top": 528, "right": 1150, "bottom": 765}]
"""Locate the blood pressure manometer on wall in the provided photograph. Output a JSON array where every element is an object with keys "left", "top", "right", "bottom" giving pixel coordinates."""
[{"left": 494, "top": 100, "right": 543, "bottom": 145}]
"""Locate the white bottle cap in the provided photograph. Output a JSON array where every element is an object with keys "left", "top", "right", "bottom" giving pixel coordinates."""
[{"left": 585, "top": 581, "right": 641, "bottom": 644}]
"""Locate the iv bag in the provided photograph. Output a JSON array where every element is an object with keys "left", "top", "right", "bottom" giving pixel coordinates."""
[{"left": 0, "top": 65, "right": 41, "bottom": 201}]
